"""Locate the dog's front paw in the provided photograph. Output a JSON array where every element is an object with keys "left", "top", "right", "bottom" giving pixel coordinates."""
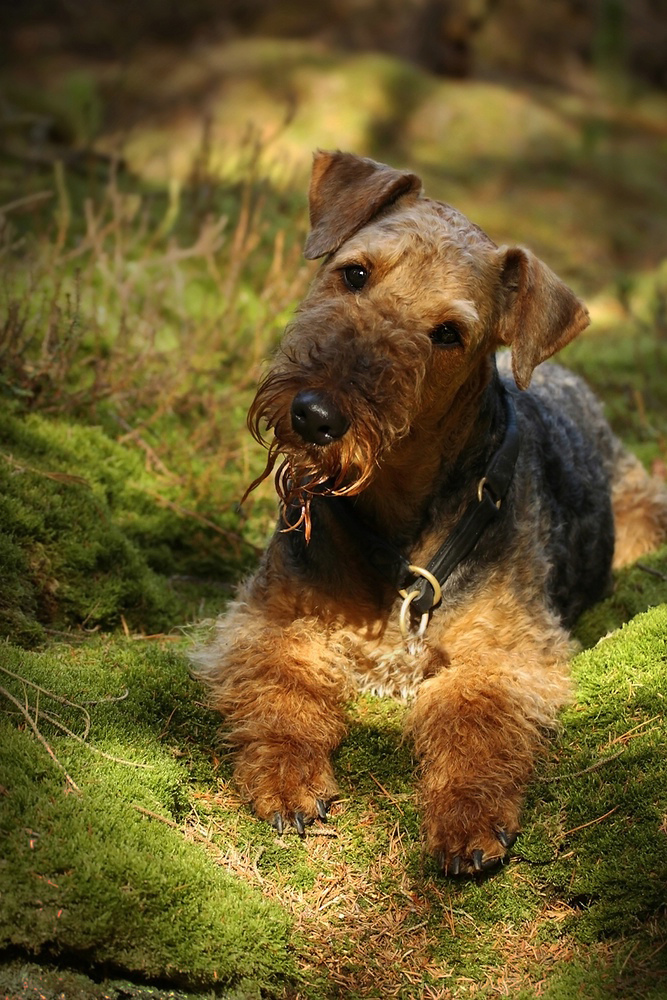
[
  {"left": 235, "top": 741, "right": 339, "bottom": 836},
  {"left": 422, "top": 781, "right": 523, "bottom": 877},
  {"left": 268, "top": 796, "right": 331, "bottom": 836},
  {"left": 432, "top": 826, "right": 520, "bottom": 877}
]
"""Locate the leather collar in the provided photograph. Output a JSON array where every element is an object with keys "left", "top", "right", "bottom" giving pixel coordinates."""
[{"left": 325, "top": 385, "right": 521, "bottom": 619}]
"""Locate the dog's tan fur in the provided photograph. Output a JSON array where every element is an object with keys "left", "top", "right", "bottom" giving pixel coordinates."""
[{"left": 196, "top": 151, "right": 667, "bottom": 874}]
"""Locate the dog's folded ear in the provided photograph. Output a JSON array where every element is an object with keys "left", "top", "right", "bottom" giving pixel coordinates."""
[
  {"left": 496, "top": 246, "right": 590, "bottom": 390},
  {"left": 304, "top": 150, "right": 422, "bottom": 260}
]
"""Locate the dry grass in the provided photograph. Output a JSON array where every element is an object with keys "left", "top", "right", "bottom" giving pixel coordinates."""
[{"left": 0, "top": 137, "right": 312, "bottom": 532}]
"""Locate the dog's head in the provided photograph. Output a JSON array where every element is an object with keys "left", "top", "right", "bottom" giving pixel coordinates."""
[{"left": 247, "top": 151, "right": 589, "bottom": 530}]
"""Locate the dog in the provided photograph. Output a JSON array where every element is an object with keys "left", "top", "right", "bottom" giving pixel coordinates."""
[{"left": 195, "top": 151, "right": 667, "bottom": 875}]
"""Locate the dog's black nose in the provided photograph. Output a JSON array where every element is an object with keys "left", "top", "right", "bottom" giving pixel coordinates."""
[{"left": 290, "top": 390, "right": 349, "bottom": 446}]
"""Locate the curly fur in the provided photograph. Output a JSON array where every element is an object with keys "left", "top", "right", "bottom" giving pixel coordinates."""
[{"left": 195, "top": 151, "right": 667, "bottom": 876}]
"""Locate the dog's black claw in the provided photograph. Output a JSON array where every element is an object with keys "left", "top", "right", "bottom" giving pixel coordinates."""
[
  {"left": 448, "top": 855, "right": 461, "bottom": 877},
  {"left": 481, "top": 854, "right": 504, "bottom": 873},
  {"left": 272, "top": 812, "right": 284, "bottom": 835},
  {"left": 472, "top": 849, "right": 484, "bottom": 872},
  {"left": 315, "top": 798, "right": 328, "bottom": 821},
  {"left": 436, "top": 850, "right": 445, "bottom": 872},
  {"left": 294, "top": 812, "right": 306, "bottom": 836},
  {"left": 497, "top": 829, "right": 518, "bottom": 850}
]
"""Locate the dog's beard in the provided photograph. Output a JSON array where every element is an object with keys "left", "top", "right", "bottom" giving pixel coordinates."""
[
  {"left": 243, "top": 432, "right": 380, "bottom": 541},
  {"left": 244, "top": 358, "right": 422, "bottom": 540}
]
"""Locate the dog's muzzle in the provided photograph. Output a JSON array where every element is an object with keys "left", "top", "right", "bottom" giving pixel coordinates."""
[{"left": 290, "top": 389, "right": 349, "bottom": 446}]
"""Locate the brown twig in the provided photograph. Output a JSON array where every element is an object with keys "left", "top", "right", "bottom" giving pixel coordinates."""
[
  {"left": 562, "top": 805, "right": 619, "bottom": 838},
  {"left": 369, "top": 773, "right": 406, "bottom": 816},
  {"left": 38, "top": 709, "right": 153, "bottom": 769},
  {"left": 129, "top": 632, "right": 184, "bottom": 642},
  {"left": 132, "top": 805, "right": 181, "bottom": 829},
  {"left": 543, "top": 749, "right": 626, "bottom": 782},
  {"left": 82, "top": 688, "right": 130, "bottom": 705},
  {"left": 636, "top": 563, "right": 667, "bottom": 582},
  {"left": 1, "top": 452, "right": 90, "bottom": 488},
  {"left": 609, "top": 714, "right": 662, "bottom": 745},
  {"left": 1, "top": 666, "right": 148, "bottom": 777},
  {"left": 0, "top": 663, "right": 91, "bottom": 739},
  {"left": 545, "top": 715, "right": 661, "bottom": 782},
  {"left": 0, "top": 190, "right": 54, "bottom": 214},
  {"left": 144, "top": 489, "right": 260, "bottom": 554},
  {"left": 0, "top": 684, "right": 80, "bottom": 792}
]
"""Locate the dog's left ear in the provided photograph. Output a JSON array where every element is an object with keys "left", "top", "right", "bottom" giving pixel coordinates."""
[
  {"left": 497, "top": 246, "right": 590, "bottom": 390},
  {"left": 304, "top": 150, "right": 422, "bottom": 259}
]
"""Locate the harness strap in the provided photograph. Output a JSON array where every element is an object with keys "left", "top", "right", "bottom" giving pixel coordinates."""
[{"left": 326, "top": 387, "right": 521, "bottom": 618}]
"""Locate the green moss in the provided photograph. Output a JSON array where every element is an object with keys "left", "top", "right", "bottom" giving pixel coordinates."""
[
  {"left": 0, "top": 641, "right": 295, "bottom": 995},
  {"left": 575, "top": 547, "right": 667, "bottom": 648},
  {"left": 562, "top": 311, "right": 667, "bottom": 456},
  {"left": 530, "top": 606, "right": 667, "bottom": 941},
  {"left": 0, "top": 960, "right": 219, "bottom": 1000},
  {"left": 0, "top": 402, "right": 251, "bottom": 645},
  {"left": 513, "top": 944, "right": 667, "bottom": 1000}
]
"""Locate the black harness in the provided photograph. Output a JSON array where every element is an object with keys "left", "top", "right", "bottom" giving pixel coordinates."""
[{"left": 323, "top": 387, "right": 521, "bottom": 631}]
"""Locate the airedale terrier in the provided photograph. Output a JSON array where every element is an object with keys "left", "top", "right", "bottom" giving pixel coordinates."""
[{"left": 196, "top": 151, "right": 667, "bottom": 875}]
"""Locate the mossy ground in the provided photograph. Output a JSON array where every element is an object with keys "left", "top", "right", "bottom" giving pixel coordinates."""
[{"left": 1, "top": 37, "right": 667, "bottom": 1000}]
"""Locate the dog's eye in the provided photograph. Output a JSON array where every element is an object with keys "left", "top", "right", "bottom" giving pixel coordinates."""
[
  {"left": 341, "top": 265, "right": 369, "bottom": 292},
  {"left": 430, "top": 322, "right": 462, "bottom": 347}
]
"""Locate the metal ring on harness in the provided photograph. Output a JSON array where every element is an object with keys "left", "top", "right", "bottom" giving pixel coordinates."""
[
  {"left": 398, "top": 564, "right": 443, "bottom": 607},
  {"left": 477, "top": 476, "right": 502, "bottom": 508},
  {"left": 399, "top": 590, "right": 430, "bottom": 641},
  {"left": 398, "top": 564, "right": 443, "bottom": 640}
]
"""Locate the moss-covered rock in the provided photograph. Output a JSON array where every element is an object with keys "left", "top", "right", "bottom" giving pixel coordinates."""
[
  {"left": 0, "top": 402, "right": 245, "bottom": 646},
  {"left": 0, "top": 641, "right": 295, "bottom": 995}
]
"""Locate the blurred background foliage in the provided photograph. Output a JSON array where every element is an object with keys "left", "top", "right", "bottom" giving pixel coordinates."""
[{"left": 3, "top": 0, "right": 667, "bottom": 88}]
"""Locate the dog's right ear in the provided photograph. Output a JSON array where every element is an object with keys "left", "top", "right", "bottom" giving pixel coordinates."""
[{"left": 304, "top": 150, "right": 422, "bottom": 260}]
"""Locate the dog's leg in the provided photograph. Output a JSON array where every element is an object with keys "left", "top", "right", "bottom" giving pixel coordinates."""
[
  {"left": 406, "top": 585, "right": 573, "bottom": 874},
  {"left": 611, "top": 450, "right": 667, "bottom": 568},
  {"left": 196, "top": 595, "right": 349, "bottom": 829}
]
